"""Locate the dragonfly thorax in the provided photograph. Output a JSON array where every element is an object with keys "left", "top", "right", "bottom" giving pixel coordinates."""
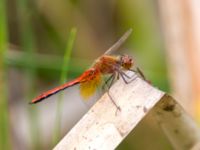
[{"left": 93, "top": 54, "right": 133, "bottom": 75}]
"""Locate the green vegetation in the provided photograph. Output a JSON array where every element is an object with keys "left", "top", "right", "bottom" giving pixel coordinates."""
[
  {"left": 1, "top": 0, "right": 170, "bottom": 149},
  {"left": 53, "top": 27, "right": 77, "bottom": 145},
  {"left": 0, "top": 0, "right": 10, "bottom": 149}
]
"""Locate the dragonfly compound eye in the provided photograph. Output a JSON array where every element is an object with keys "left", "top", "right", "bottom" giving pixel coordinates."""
[{"left": 120, "top": 54, "right": 134, "bottom": 70}]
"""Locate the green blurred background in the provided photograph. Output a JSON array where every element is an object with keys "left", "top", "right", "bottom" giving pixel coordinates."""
[{"left": 0, "top": 0, "right": 172, "bottom": 149}]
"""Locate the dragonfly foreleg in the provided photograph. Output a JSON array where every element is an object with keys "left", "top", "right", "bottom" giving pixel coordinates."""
[
  {"left": 119, "top": 71, "right": 132, "bottom": 79},
  {"left": 118, "top": 70, "right": 137, "bottom": 84},
  {"left": 129, "top": 67, "right": 146, "bottom": 80}
]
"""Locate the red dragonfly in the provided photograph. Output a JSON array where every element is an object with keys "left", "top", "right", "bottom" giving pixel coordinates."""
[{"left": 30, "top": 29, "right": 145, "bottom": 110}]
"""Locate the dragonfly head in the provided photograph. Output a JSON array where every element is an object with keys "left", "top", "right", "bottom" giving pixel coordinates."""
[{"left": 120, "top": 54, "right": 134, "bottom": 70}]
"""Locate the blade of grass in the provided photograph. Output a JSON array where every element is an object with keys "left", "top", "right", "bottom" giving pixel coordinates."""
[
  {"left": 16, "top": 0, "right": 41, "bottom": 149},
  {"left": 4, "top": 50, "right": 89, "bottom": 73},
  {"left": 0, "top": 0, "right": 10, "bottom": 149},
  {"left": 52, "top": 28, "right": 77, "bottom": 145}
]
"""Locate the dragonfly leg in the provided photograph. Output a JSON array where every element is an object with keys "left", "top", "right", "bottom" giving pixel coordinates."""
[
  {"left": 119, "top": 71, "right": 132, "bottom": 79},
  {"left": 102, "top": 74, "right": 114, "bottom": 90},
  {"left": 129, "top": 67, "right": 146, "bottom": 80},
  {"left": 107, "top": 72, "right": 117, "bottom": 89},
  {"left": 116, "top": 71, "right": 120, "bottom": 80},
  {"left": 118, "top": 70, "right": 137, "bottom": 84},
  {"left": 107, "top": 90, "right": 121, "bottom": 113},
  {"left": 129, "top": 68, "right": 152, "bottom": 85},
  {"left": 103, "top": 73, "right": 121, "bottom": 113}
]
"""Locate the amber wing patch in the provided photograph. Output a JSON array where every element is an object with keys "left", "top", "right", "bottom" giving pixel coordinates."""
[{"left": 80, "top": 71, "right": 102, "bottom": 100}]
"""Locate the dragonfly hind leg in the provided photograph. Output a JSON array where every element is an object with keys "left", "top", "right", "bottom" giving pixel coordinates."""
[
  {"left": 102, "top": 74, "right": 114, "bottom": 90},
  {"left": 102, "top": 73, "right": 121, "bottom": 113},
  {"left": 107, "top": 91, "right": 121, "bottom": 113}
]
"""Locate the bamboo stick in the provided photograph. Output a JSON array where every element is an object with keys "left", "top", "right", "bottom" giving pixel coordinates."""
[{"left": 54, "top": 73, "right": 200, "bottom": 149}]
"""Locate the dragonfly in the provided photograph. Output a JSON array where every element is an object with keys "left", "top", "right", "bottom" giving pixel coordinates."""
[{"left": 30, "top": 29, "right": 145, "bottom": 111}]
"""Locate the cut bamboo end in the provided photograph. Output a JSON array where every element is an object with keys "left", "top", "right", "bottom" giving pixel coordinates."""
[{"left": 54, "top": 73, "right": 200, "bottom": 150}]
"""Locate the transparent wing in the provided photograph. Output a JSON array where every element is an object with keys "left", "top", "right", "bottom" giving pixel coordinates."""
[{"left": 104, "top": 28, "right": 132, "bottom": 55}]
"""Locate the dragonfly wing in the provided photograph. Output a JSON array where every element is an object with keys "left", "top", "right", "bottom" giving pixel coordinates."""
[
  {"left": 80, "top": 70, "right": 102, "bottom": 100},
  {"left": 30, "top": 78, "right": 81, "bottom": 104},
  {"left": 104, "top": 29, "right": 132, "bottom": 55}
]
